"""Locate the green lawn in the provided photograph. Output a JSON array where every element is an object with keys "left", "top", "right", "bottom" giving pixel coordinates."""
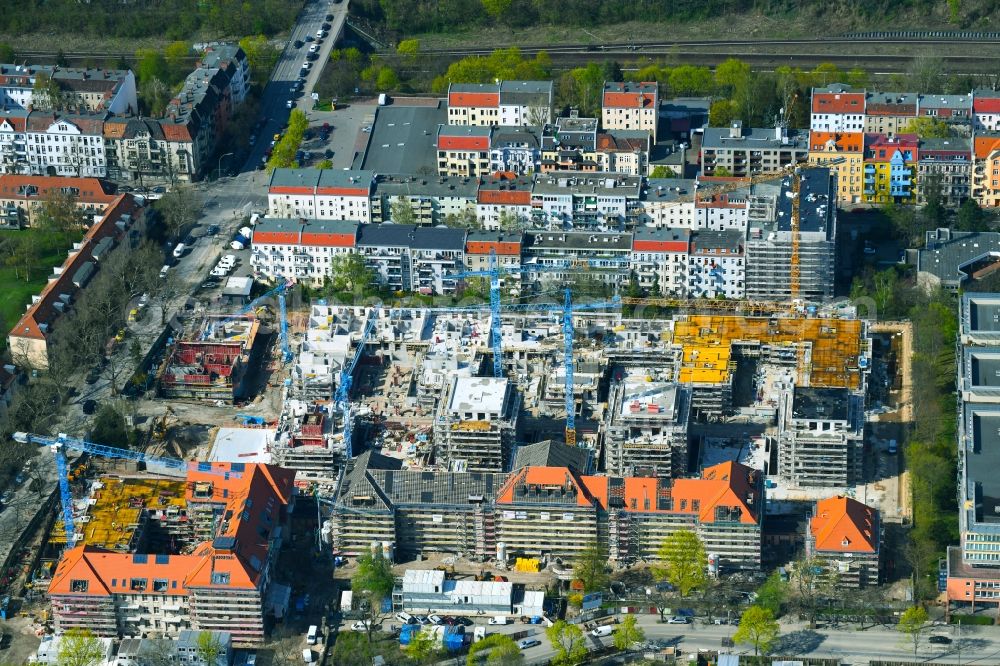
[{"left": 0, "top": 229, "right": 80, "bottom": 351}]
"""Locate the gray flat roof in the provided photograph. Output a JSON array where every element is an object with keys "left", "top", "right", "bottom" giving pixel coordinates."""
[
  {"left": 972, "top": 298, "right": 1000, "bottom": 332},
  {"left": 967, "top": 404, "right": 1000, "bottom": 524},
  {"left": 555, "top": 116, "right": 598, "bottom": 133},
  {"left": 922, "top": 234, "right": 1000, "bottom": 289},
  {"left": 255, "top": 217, "right": 360, "bottom": 236},
  {"left": 775, "top": 167, "right": 833, "bottom": 235},
  {"left": 450, "top": 376, "right": 509, "bottom": 414},
  {"left": 643, "top": 178, "right": 697, "bottom": 202},
  {"left": 702, "top": 127, "right": 809, "bottom": 151},
  {"left": 524, "top": 230, "right": 632, "bottom": 251},
  {"left": 970, "top": 350, "right": 1000, "bottom": 388},
  {"left": 374, "top": 173, "right": 478, "bottom": 199},
  {"left": 355, "top": 223, "right": 465, "bottom": 251},
  {"left": 358, "top": 102, "right": 446, "bottom": 175},
  {"left": 531, "top": 172, "right": 641, "bottom": 197},
  {"left": 690, "top": 229, "right": 743, "bottom": 253},
  {"left": 633, "top": 226, "right": 690, "bottom": 243},
  {"left": 792, "top": 387, "right": 850, "bottom": 421}
]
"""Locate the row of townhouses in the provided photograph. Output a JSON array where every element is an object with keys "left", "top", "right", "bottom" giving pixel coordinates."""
[
  {"left": 257, "top": 166, "right": 836, "bottom": 301},
  {"left": 0, "top": 45, "right": 248, "bottom": 183}
]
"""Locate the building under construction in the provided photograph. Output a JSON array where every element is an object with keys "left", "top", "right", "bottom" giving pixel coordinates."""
[
  {"left": 158, "top": 315, "right": 260, "bottom": 403},
  {"left": 273, "top": 400, "right": 340, "bottom": 487},
  {"left": 433, "top": 376, "right": 521, "bottom": 472},
  {"left": 47, "top": 464, "right": 296, "bottom": 646}
]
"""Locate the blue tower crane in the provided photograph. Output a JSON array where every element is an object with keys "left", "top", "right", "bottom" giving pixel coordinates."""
[
  {"left": 203, "top": 279, "right": 294, "bottom": 362},
  {"left": 335, "top": 308, "right": 378, "bottom": 458},
  {"left": 452, "top": 250, "right": 627, "bottom": 378},
  {"left": 13, "top": 431, "right": 242, "bottom": 545}
]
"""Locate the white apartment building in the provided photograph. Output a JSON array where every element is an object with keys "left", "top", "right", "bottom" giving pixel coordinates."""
[
  {"left": 250, "top": 218, "right": 359, "bottom": 286},
  {"left": 687, "top": 229, "right": 745, "bottom": 299},
  {"left": 602, "top": 81, "right": 659, "bottom": 142},
  {"left": 630, "top": 226, "right": 690, "bottom": 296},
  {"left": 810, "top": 84, "right": 866, "bottom": 132},
  {"left": 447, "top": 81, "right": 553, "bottom": 127},
  {"left": 24, "top": 113, "right": 107, "bottom": 177},
  {"left": 267, "top": 168, "right": 374, "bottom": 222},
  {"left": 476, "top": 174, "right": 534, "bottom": 230},
  {"left": 531, "top": 171, "right": 642, "bottom": 230},
  {"left": 974, "top": 91, "right": 1000, "bottom": 132}
]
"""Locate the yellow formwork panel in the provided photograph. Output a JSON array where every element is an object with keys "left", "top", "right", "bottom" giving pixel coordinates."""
[
  {"left": 673, "top": 315, "right": 864, "bottom": 389},
  {"left": 75, "top": 477, "right": 188, "bottom": 550}
]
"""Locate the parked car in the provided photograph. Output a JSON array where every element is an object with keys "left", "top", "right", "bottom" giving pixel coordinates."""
[
  {"left": 928, "top": 635, "right": 952, "bottom": 645},
  {"left": 591, "top": 626, "right": 614, "bottom": 637},
  {"left": 427, "top": 614, "right": 443, "bottom": 625},
  {"left": 309, "top": 44, "right": 319, "bottom": 53},
  {"left": 517, "top": 639, "right": 540, "bottom": 650},
  {"left": 350, "top": 620, "right": 374, "bottom": 631},
  {"left": 293, "top": 40, "right": 303, "bottom": 49},
  {"left": 325, "top": 13, "right": 333, "bottom": 20},
  {"left": 82, "top": 400, "right": 98, "bottom": 415},
  {"left": 667, "top": 616, "right": 690, "bottom": 624},
  {"left": 415, "top": 615, "right": 430, "bottom": 625},
  {"left": 395, "top": 612, "right": 416, "bottom": 625}
]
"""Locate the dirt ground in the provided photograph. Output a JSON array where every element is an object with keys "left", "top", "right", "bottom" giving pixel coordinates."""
[{"left": 0, "top": 613, "right": 43, "bottom": 665}]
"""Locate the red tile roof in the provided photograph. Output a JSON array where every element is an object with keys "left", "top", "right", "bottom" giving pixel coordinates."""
[
  {"left": 477, "top": 188, "right": 531, "bottom": 205},
  {"left": 466, "top": 239, "right": 521, "bottom": 256},
  {"left": 50, "top": 464, "right": 296, "bottom": 597},
  {"left": 974, "top": 96, "right": 1000, "bottom": 113},
  {"left": 633, "top": 239, "right": 688, "bottom": 253},
  {"left": 448, "top": 92, "right": 500, "bottom": 108},
  {"left": 0, "top": 175, "right": 117, "bottom": 205},
  {"left": 810, "top": 495, "right": 878, "bottom": 554},
  {"left": 974, "top": 135, "right": 1000, "bottom": 159},
  {"left": 0, "top": 115, "right": 26, "bottom": 132},
  {"left": 438, "top": 135, "right": 490, "bottom": 151},
  {"left": 9, "top": 194, "right": 140, "bottom": 342},
  {"left": 811, "top": 92, "right": 865, "bottom": 114},
  {"left": 809, "top": 131, "right": 864, "bottom": 153}
]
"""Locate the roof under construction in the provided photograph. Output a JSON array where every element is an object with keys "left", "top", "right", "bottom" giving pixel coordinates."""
[{"left": 672, "top": 314, "right": 865, "bottom": 389}]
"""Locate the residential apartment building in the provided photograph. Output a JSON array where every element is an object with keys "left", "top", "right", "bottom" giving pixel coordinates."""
[
  {"left": 371, "top": 174, "right": 478, "bottom": 226},
  {"left": 0, "top": 63, "right": 137, "bottom": 114},
  {"left": 807, "top": 495, "right": 881, "bottom": 588},
  {"left": 436, "top": 125, "right": 491, "bottom": 177},
  {"left": 700, "top": 122, "right": 809, "bottom": 177},
  {"left": 972, "top": 133, "right": 1000, "bottom": 208},
  {"left": 476, "top": 174, "right": 533, "bottom": 230},
  {"left": 745, "top": 167, "right": 837, "bottom": 302},
  {"left": 250, "top": 217, "right": 359, "bottom": 286},
  {"left": 687, "top": 229, "right": 745, "bottom": 299},
  {"left": 777, "top": 387, "right": 864, "bottom": 487},
  {"left": 946, "top": 294, "right": 1000, "bottom": 617},
  {"left": 47, "top": 464, "right": 295, "bottom": 646},
  {"left": 808, "top": 131, "right": 865, "bottom": 204},
  {"left": 520, "top": 230, "right": 631, "bottom": 288},
  {"left": 863, "top": 134, "right": 918, "bottom": 204},
  {"left": 8, "top": 195, "right": 147, "bottom": 369},
  {"left": 433, "top": 376, "right": 520, "bottom": 472},
  {"left": 446, "top": 81, "right": 553, "bottom": 127},
  {"left": 267, "top": 168, "right": 374, "bottom": 222},
  {"left": 630, "top": 226, "right": 690, "bottom": 296},
  {"left": 610, "top": 461, "right": 763, "bottom": 571},
  {"left": 530, "top": 171, "right": 642, "bottom": 230},
  {"left": 862, "top": 92, "right": 918, "bottom": 136},
  {"left": 602, "top": 81, "right": 658, "bottom": 142},
  {"left": 0, "top": 174, "right": 116, "bottom": 228},
  {"left": 355, "top": 224, "right": 466, "bottom": 295},
  {"left": 919, "top": 93, "right": 973, "bottom": 125},
  {"left": 541, "top": 115, "right": 600, "bottom": 173},
  {"left": 489, "top": 126, "right": 541, "bottom": 175},
  {"left": 465, "top": 231, "right": 522, "bottom": 274},
  {"left": 917, "top": 137, "right": 971, "bottom": 207},
  {"left": 974, "top": 90, "right": 1000, "bottom": 132},
  {"left": 810, "top": 84, "right": 866, "bottom": 132}
]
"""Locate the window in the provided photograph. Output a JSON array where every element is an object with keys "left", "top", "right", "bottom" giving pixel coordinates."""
[
  {"left": 130, "top": 578, "right": 148, "bottom": 592},
  {"left": 211, "top": 572, "right": 230, "bottom": 585}
]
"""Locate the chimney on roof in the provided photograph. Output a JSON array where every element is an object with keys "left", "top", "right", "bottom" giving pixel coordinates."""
[{"left": 729, "top": 120, "right": 743, "bottom": 139}]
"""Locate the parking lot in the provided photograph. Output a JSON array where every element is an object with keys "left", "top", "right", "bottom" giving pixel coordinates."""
[{"left": 293, "top": 100, "right": 375, "bottom": 170}]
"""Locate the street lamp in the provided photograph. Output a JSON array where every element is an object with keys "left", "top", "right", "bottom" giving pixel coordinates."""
[{"left": 217, "top": 152, "right": 234, "bottom": 180}]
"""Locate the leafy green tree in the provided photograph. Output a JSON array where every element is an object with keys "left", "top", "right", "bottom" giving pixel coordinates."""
[
  {"left": 653, "top": 529, "right": 707, "bottom": 597},
  {"left": 57, "top": 628, "right": 105, "bottom": 666},
  {"left": 397, "top": 39, "right": 421, "bottom": 61},
  {"left": 901, "top": 116, "right": 952, "bottom": 139},
  {"left": 163, "top": 41, "right": 192, "bottom": 82},
  {"left": 403, "top": 628, "right": 439, "bottom": 663},
  {"left": 139, "top": 77, "right": 171, "bottom": 116},
  {"left": 713, "top": 166, "right": 733, "bottom": 178},
  {"left": 482, "top": 0, "right": 513, "bottom": 21},
  {"left": 790, "top": 555, "right": 836, "bottom": 629},
  {"left": 0, "top": 43, "right": 14, "bottom": 63},
  {"left": 613, "top": 614, "right": 645, "bottom": 651},
  {"left": 154, "top": 186, "right": 201, "bottom": 239},
  {"left": 466, "top": 633, "right": 522, "bottom": 665},
  {"left": 37, "top": 188, "right": 82, "bottom": 232},
  {"left": 90, "top": 404, "right": 132, "bottom": 447},
  {"left": 316, "top": 159, "right": 334, "bottom": 170},
  {"left": 714, "top": 58, "right": 752, "bottom": 94},
  {"left": 545, "top": 621, "right": 587, "bottom": 666},
  {"left": 32, "top": 72, "right": 63, "bottom": 111},
  {"left": 733, "top": 606, "right": 780, "bottom": 657},
  {"left": 239, "top": 35, "right": 281, "bottom": 86},
  {"left": 195, "top": 631, "right": 224, "bottom": 666},
  {"left": 573, "top": 540, "right": 609, "bottom": 593},
  {"left": 390, "top": 197, "right": 417, "bottom": 225},
  {"left": 568, "top": 62, "right": 605, "bottom": 116},
  {"left": 897, "top": 605, "right": 928, "bottom": 656},
  {"left": 329, "top": 253, "right": 375, "bottom": 293},
  {"left": 135, "top": 48, "right": 168, "bottom": 85},
  {"left": 649, "top": 165, "right": 676, "bottom": 178},
  {"left": 957, "top": 198, "right": 990, "bottom": 232},
  {"left": 352, "top": 550, "right": 395, "bottom": 645},
  {"left": 755, "top": 572, "right": 787, "bottom": 618},
  {"left": 498, "top": 210, "right": 524, "bottom": 232},
  {"left": 667, "top": 65, "right": 713, "bottom": 95},
  {"left": 376, "top": 66, "right": 400, "bottom": 91},
  {"left": 709, "top": 99, "right": 739, "bottom": 127},
  {"left": 444, "top": 208, "right": 482, "bottom": 230}
]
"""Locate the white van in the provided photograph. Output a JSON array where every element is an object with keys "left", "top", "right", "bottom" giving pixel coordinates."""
[
  {"left": 159, "top": 265, "right": 170, "bottom": 279},
  {"left": 306, "top": 625, "right": 318, "bottom": 645},
  {"left": 301, "top": 649, "right": 315, "bottom": 663},
  {"left": 488, "top": 616, "right": 510, "bottom": 625},
  {"left": 395, "top": 612, "right": 415, "bottom": 625},
  {"left": 172, "top": 243, "right": 186, "bottom": 258},
  {"left": 591, "top": 625, "right": 614, "bottom": 637}
]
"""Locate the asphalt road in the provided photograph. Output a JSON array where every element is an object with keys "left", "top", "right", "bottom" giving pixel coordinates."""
[
  {"left": 241, "top": 0, "right": 350, "bottom": 173},
  {"left": 507, "top": 616, "right": 1000, "bottom": 665}
]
